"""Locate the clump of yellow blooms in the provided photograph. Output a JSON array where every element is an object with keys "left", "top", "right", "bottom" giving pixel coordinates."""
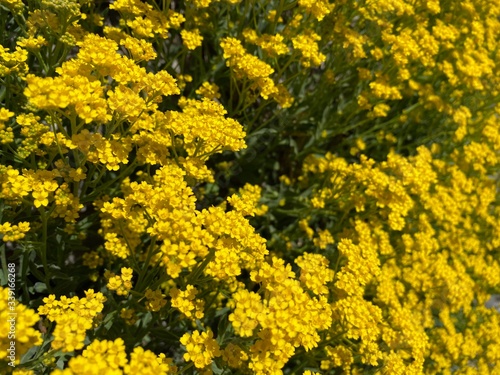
[
  {"left": 0, "top": 222, "right": 30, "bottom": 242},
  {"left": 170, "top": 285, "right": 205, "bottom": 321},
  {"left": 243, "top": 29, "right": 289, "bottom": 57},
  {"left": 1, "top": 0, "right": 500, "bottom": 373},
  {"left": 82, "top": 251, "right": 104, "bottom": 269},
  {"left": 0, "top": 0, "right": 24, "bottom": 14},
  {"left": 228, "top": 289, "right": 263, "bottom": 337},
  {"left": 144, "top": 289, "right": 167, "bottom": 312},
  {"left": 50, "top": 338, "right": 175, "bottom": 375},
  {"left": 313, "top": 228, "right": 334, "bottom": 250},
  {"left": 298, "top": 0, "right": 334, "bottom": 20},
  {"left": 221, "top": 37, "right": 278, "bottom": 100},
  {"left": 0, "top": 107, "right": 15, "bottom": 144},
  {"left": 0, "top": 287, "right": 41, "bottom": 365},
  {"left": 195, "top": 82, "right": 221, "bottom": 100},
  {"left": 106, "top": 268, "right": 134, "bottom": 296},
  {"left": 295, "top": 253, "right": 334, "bottom": 295},
  {"left": 38, "top": 290, "right": 106, "bottom": 352},
  {"left": 181, "top": 29, "right": 203, "bottom": 50},
  {"left": 227, "top": 183, "right": 268, "bottom": 216},
  {"left": 180, "top": 329, "right": 221, "bottom": 369},
  {"left": 292, "top": 32, "right": 326, "bottom": 68}
]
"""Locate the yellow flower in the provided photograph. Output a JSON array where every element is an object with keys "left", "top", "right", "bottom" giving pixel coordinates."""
[
  {"left": 170, "top": 285, "right": 205, "bottom": 320},
  {"left": 292, "top": 32, "right": 326, "bottom": 67},
  {"left": 181, "top": 29, "right": 203, "bottom": 50},
  {"left": 180, "top": 329, "right": 221, "bottom": 369},
  {"left": 0, "top": 222, "right": 30, "bottom": 242},
  {"left": 298, "top": 0, "right": 334, "bottom": 21}
]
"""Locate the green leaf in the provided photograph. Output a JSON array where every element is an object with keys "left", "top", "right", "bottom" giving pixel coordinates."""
[{"left": 34, "top": 282, "right": 47, "bottom": 293}]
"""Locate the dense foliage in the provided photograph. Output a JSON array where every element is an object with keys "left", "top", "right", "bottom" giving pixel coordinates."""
[{"left": 1, "top": 0, "right": 500, "bottom": 374}]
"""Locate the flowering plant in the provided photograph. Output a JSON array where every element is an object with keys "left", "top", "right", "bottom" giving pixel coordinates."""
[{"left": 1, "top": 0, "right": 500, "bottom": 374}]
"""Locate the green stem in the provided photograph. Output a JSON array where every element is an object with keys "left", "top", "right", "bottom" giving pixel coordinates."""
[
  {"left": 179, "top": 363, "right": 194, "bottom": 374},
  {"left": 270, "top": 0, "right": 285, "bottom": 34},
  {"left": 186, "top": 249, "right": 215, "bottom": 285},
  {"left": 81, "top": 160, "right": 137, "bottom": 203},
  {"left": 0, "top": 243, "right": 8, "bottom": 286},
  {"left": 39, "top": 208, "right": 52, "bottom": 293},
  {"left": 135, "top": 235, "right": 158, "bottom": 291},
  {"left": 246, "top": 101, "right": 274, "bottom": 134}
]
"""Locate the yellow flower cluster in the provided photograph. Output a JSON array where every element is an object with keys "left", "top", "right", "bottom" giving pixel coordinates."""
[
  {"left": 227, "top": 183, "right": 268, "bottom": 216},
  {"left": 38, "top": 290, "right": 106, "bottom": 352},
  {"left": 298, "top": 135, "right": 500, "bottom": 372},
  {"left": 0, "top": 166, "right": 82, "bottom": 225},
  {"left": 0, "top": 222, "right": 30, "bottom": 242},
  {"left": 226, "top": 257, "right": 332, "bottom": 373},
  {"left": 175, "top": 97, "right": 246, "bottom": 153},
  {"left": 106, "top": 267, "right": 134, "bottom": 296},
  {"left": 0, "top": 287, "right": 41, "bottom": 366},
  {"left": 304, "top": 152, "right": 416, "bottom": 230},
  {"left": 195, "top": 82, "right": 221, "bottom": 100},
  {"left": 221, "top": 37, "right": 278, "bottom": 100},
  {"left": 181, "top": 29, "right": 203, "bottom": 50},
  {"left": 23, "top": 32, "right": 184, "bottom": 173},
  {"left": 144, "top": 289, "right": 167, "bottom": 312},
  {"left": 243, "top": 29, "right": 289, "bottom": 57},
  {"left": 0, "top": 0, "right": 24, "bottom": 14},
  {"left": 51, "top": 338, "right": 174, "bottom": 375},
  {"left": 298, "top": 0, "right": 334, "bottom": 21},
  {"left": 0, "top": 44, "right": 27, "bottom": 77},
  {"left": 292, "top": 32, "right": 326, "bottom": 68},
  {"left": 2, "top": 0, "right": 500, "bottom": 373},
  {"left": 201, "top": 206, "right": 269, "bottom": 280},
  {"left": 109, "top": 0, "right": 184, "bottom": 38},
  {"left": 180, "top": 329, "right": 221, "bottom": 369},
  {"left": 220, "top": 34, "right": 296, "bottom": 108},
  {"left": 170, "top": 285, "right": 205, "bottom": 321},
  {"left": 313, "top": 228, "right": 334, "bottom": 250},
  {"left": 0, "top": 107, "right": 15, "bottom": 144},
  {"left": 228, "top": 289, "right": 263, "bottom": 337},
  {"left": 295, "top": 253, "right": 334, "bottom": 295}
]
